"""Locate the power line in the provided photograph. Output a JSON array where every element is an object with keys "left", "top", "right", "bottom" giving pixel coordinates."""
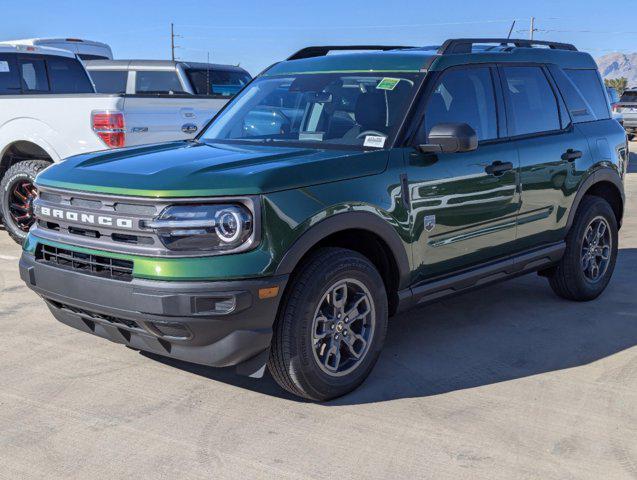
[{"left": 178, "top": 18, "right": 527, "bottom": 31}]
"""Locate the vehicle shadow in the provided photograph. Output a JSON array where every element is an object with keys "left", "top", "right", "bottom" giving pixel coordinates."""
[{"left": 142, "top": 247, "right": 637, "bottom": 405}]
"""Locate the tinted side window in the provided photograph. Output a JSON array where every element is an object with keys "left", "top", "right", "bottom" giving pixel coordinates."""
[
  {"left": 135, "top": 71, "right": 185, "bottom": 94},
  {"left": 564, "top": 69, "right": 610, "bottom": 120},
  {"left": 185, "top": 68, "right": 251, "bottom": 96},
  {"left": 621, "top": 91, "right": 637, "bottom": 103},
  {"left": 424, "top": 67, "right": 498, "bottom": 141},
  {"left": 19, "top": 57, "right": 49, "bottom": 92},
  {"left": 547, "top": 65, "right": 595, "bottom": 124},
  {"left": 502, "top": 66, "right": 560, "bottom": 136},
  {"left": 0, "top": 54, "right": 21, "bottom": 94},
  {"left": 90, "top": 70, "right": 128, "bottom": 93},
  {"left": 46, "top": 56, "right": 94, "bottom": 93}
]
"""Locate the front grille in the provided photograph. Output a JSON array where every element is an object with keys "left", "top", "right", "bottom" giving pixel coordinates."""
[
  {"left": 36, "top": 244, "right": 134, "bottom": 282},
  {"left": 33, "top": 187, "right": 164, "bottom": 255}
]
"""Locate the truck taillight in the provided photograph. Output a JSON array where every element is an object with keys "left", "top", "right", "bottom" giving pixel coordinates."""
[
  {"left": 612, "top": 104, "right": 621, "bottom": 113},
  {"left": 92, "top": 111, "right": 125, "bottom": 148}
]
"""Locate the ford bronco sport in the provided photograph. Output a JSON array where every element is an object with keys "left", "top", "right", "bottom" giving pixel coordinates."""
[{"left": 20, "top": 39, "right": 628, "bottom": 401}]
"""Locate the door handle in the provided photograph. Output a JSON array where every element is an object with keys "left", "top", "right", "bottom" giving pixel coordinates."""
[
  {"left": 485, "top": 161, "right": 513, "bottom": 176},
  {"left": 561, "top": 149, "right": 583, "bottom": 162}
]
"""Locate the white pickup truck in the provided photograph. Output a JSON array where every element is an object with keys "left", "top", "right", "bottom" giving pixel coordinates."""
[{"left": 0, "top": 43, "right": 247, "bottom": 243}]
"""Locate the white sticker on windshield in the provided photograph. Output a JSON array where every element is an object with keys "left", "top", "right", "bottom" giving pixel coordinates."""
[
  {"left": 0, "top": 61, "right": 9, "bottom": 73},
  {"left": 363, "top": 135, "right": 386, "bottom": 148}
]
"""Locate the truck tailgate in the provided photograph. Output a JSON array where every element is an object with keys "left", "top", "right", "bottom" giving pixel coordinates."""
[{"left": 122, "top": 96, "right": 228, "bottom": 146}]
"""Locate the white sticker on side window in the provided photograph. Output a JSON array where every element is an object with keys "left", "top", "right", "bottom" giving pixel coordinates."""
[
  {"left": 363, "top": 135, "right": 386, "bottom": 148},
  {"left": 0, "top": 61, "right": 9, "bottom": 73}
]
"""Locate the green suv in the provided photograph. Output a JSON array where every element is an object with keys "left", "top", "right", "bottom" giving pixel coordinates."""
[{"left": 20, "top": 39, "right": 628, "bottom": 401}]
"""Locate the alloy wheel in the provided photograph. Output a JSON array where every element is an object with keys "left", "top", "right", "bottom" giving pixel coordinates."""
[
  {"left": 581, "top": 216, "right": 612, "bottom": 283},
  {"left": 311, "top": 278, "right": 376, "bottom": 377},
  {"left": 8, "top": 180, "right": 37, "bottom": 232}
]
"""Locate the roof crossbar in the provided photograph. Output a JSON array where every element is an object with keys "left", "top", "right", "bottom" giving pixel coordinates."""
[
  {"left": 438, "top": 38, "right": 578, "bottom": 54},
  {"left": 287, "top": 45, "right": 413, "bottom": 61}
]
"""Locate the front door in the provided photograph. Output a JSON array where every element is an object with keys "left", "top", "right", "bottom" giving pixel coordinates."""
[{"left": 405, "top": 65, "right": 520, "bottom": 284}]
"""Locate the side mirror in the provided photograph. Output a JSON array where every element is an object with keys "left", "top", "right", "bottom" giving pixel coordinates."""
[{"left": 418, "top": 123, "right": 478, "bottom": 154}]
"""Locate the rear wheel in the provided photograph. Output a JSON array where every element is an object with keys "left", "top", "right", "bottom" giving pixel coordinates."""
[
  {"left": 268, "top": 248, "right": 388, "bottom": 401},
  {"left": 0, "top": 160, "right": 51, "bottom": 244},
  {"left": 547, "top": 196, "right": 618, "bottom": 301}
]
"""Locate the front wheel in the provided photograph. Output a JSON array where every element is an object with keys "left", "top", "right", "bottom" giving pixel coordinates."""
[
  {"left": 0, "top": 160, "right": 51, "bottom": 244},
  {"left": 268, "top": 248, "right": 388, "bottom": 401},
  {"left": 547, "top": 196, "right": 618, "bottom": 301}
]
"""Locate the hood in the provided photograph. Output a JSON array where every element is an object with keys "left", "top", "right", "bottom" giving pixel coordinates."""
[{"left": 36, "top": 141, "right": 389, "bottom": 197}]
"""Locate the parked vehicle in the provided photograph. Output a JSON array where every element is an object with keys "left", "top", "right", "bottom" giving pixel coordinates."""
[
  {"left": 85, "top": 60, "right": 251, "bottom": 98},
  {"left": 20, "top": 39, "right": 628, "bottom": 401},
  {"left": 607, "top": 86, "right": 624, "bottom": 125},
  {"left": 0, "top": 44, "right": 242, "bottom": 244},
  {"left": 4, "top": 38, "right": 113, "bottom": 60},
  {"left": 616, "top": 89, "right": 637, "bottom": 140}
]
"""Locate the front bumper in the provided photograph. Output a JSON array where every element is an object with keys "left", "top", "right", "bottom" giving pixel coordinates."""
[{"left": 20, "top": 253, "right": 288, "bottom": 372}]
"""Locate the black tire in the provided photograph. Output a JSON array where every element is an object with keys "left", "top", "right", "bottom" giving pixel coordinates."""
[
  {"left": 547, "top": 195, "right": 618, "bottom": 301},
  {"left": 0, "top": 160, "right": 51, "bottom": 245},
  {"left": 268, "top": 248, "right": 388, "bottom": 401}
]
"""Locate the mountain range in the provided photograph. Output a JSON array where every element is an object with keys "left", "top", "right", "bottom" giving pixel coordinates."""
[{"left": 596, "top": 52, "right": 637, "bottom": 87}]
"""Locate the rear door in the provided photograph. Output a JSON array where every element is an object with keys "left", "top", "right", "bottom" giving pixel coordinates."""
[
  {"left": 406, "top": 65, "right": 520, "bottom": 282},
  {"left": 499, "top": 65, "right": 592, "bottom": 250}
]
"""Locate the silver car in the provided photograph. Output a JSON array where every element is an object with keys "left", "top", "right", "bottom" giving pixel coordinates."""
[{"left": 616, "top": 88, "right": 637, "bottom": 140}]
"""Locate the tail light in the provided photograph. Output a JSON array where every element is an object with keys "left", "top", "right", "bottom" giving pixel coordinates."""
[
  {"left": 612, "top": 104, "right": 621, "bottom": 113},
  {"left": 92, "top": 111, "right": 125, "bottom": 148}
]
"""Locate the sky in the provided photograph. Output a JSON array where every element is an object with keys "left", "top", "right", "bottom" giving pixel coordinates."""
[{"left": 1, "top": 0, "right": 634, "bottom": 75}]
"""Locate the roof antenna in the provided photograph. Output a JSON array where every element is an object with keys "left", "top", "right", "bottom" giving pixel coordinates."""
[{"left": 507, "top": 20, "right": 516, "bottom": 39}]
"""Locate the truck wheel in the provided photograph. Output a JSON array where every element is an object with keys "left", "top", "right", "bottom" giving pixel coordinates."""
[
  {"left": 0, "top": 160, "right": 51, "bottom": 244},
  {"left": 547, "top": 196, "right": 618, "bottom": 301},
  {"left": 268, "top": 248, "right": 388, "bottom": 401}
]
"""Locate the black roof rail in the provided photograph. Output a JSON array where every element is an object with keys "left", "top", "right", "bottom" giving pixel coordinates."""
[
  {"left": 287, "top": 45, "right": 414, "bottom": 61},
  {"left": 438, "top": 38, "right": 578, "bottom": 54}
]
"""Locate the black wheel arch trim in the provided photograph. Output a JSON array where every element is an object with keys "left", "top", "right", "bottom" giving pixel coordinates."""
[
  {"left": 274, "top": 211, "right": 411, "bottom": 290},
  {"left": 566, "top": 167, "right": 625, "bottom": 231}
]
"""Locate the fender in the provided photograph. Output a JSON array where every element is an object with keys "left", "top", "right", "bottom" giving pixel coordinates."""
[
  {"left": 0, "top": 118, "right": 63, "bottom": 163},
  {"left": 275, "top": 211, "right": 411, "bottom": 290},
  {"left": 566, "top": 167, "right": 625, "bottom": 230}
]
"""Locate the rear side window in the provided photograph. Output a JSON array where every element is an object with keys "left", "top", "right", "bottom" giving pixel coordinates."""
[
  {"left": 620, "top": 91, "right": 637, "bottom": 103},
  {"left": 501, "top": 66, "right": 560, "bottom": 136},
  {"left": 0, "top": 54, "right": 21, "bottom": 94},
  {"left": 90, "top": 70, "right": 128, "bottom": 93},
  {"left": 564, "top": 69, "right": 610, "bottom": 120},
  {"left": 424, "top": 67, "right": 498, "bottom": 141},
  {"left": 46, "top": 56, "right": 94, "bottom": 93},
  {"left": 185, "top": 68, "right": 251, "bottom": 96},
  {"left": 19, "top": 57, "right": 49, "bottom": 92},
  {"left": 135, "top": 71, "right": 185, "bottom": 94}
]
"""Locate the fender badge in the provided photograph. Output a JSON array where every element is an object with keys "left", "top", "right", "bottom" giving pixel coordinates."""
[{"left": 424, "top": 215, "right": 436, "bottom": 232}]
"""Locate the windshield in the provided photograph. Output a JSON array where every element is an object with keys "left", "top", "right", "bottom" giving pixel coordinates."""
[
  {"left": 201, "top": 72, "right": 421, "bottom": 149},
  {"left": 186, "top": 69, "right": 251, "bottom": 96}
]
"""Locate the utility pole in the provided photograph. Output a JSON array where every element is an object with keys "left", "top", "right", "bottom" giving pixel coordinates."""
[
  {"left": 529, "top": 17, "right": 535, "bottom": 40},
  {"left": 171, "top": 23, "right": 175, "bottom": 61},
  {"left": 170, "top": 23, "right": 182, "bottom": 61}
]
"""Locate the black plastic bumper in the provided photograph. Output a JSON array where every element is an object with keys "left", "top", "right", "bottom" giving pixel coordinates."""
[{"left": 20, "top": 253, "right": 288, "bottom": 372}]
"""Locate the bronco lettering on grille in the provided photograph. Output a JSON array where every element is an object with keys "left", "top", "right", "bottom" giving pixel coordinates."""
[{"left": 38, "top": 206, "right": 134, "bottom": 229}]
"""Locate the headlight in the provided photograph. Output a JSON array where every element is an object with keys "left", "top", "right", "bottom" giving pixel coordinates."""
[{"left": 147, "top": 204, "right": 254, "bottom": 252}]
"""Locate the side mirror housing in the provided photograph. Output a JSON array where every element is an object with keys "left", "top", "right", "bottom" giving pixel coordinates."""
[{"left": 418, "top": 123, "right": 478, "bottom": 154}]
